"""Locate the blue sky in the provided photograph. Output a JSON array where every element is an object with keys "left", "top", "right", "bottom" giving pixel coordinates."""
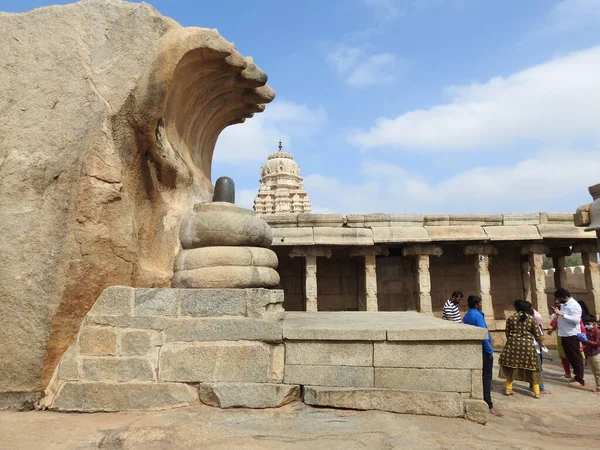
[{"left": 5, "top": 0, "right": 600, "bottom": 214}]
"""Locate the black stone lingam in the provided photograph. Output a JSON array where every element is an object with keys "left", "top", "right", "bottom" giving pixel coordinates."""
[{"left": 213, "top": 176, "right": 235, "bottom": 204}]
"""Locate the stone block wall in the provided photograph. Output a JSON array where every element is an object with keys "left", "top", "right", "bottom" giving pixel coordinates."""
[
  {"left": 43, "top": 290, "right": 488, "bottom": 423},
  {"left": 283, "top": 312, "right": 489, "bottom": 423},
  {"left": 41, "top": 287, "right": 293, "bottom": 412}
]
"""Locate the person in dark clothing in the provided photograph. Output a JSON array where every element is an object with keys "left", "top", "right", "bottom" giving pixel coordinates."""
[{"left": 463, "top": 295, "right": 503, "bottom": 417}]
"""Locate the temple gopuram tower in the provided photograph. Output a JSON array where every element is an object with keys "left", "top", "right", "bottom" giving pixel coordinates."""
[{"left": 254, "top": 141, "right": 311, "bottom": 215}]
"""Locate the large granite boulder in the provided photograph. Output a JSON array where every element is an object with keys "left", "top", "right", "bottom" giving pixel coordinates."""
[{"left": 0, "top": 0, "right": 274, "bottom": 408}]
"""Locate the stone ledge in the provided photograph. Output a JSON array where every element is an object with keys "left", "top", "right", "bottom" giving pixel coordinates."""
[
  {"left": 537, "top": 224, "right": 596, "bottom": 239},
  {"left": 297, "top": 214, "right": 344, "bottom": 227},
  {"left": 372, "top": 227, "right": 430, "bottom": 243},
  {"left": 271, "top": 227, "right": 314, "bottom": 246},
  {"left": 425, "top": 226, "right": 488, "bottom": 241},
  {"left": 283, "top": 312, "right": 486, "bottom": 342},
  {"left": 313, "top": 228, "right": 374, "bottom": 246},
  {"left": 283, "top": 312, "right": 386, "bottom": 341},
  {"left": 303, "top": 386, "right": 464, "bottom": 418},
  {"left": 49, "top": 382, "right": 198, "bottom": 412},
  {"left": 198, "top": 382, "right": 299, "bottom": 409},
  {"left": 483, "top": 225, "right": 541, "bottom": 241}
]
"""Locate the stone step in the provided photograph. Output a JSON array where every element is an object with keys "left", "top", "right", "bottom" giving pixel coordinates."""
[
  {"left": 48, "top": 382, "right": 198, "bottom": 412},
  {"left": 303, "top": 386, "right": 488, "bottom": 423},
  {"left": 198, "top": 382, "right": 299, "bottom": 409}
]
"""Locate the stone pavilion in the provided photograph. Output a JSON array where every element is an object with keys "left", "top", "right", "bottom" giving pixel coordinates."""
[{"left": 254, "top": 145, "right": 600, "bottom": 342}]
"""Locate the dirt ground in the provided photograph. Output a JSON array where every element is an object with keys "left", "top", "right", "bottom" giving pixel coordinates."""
[{"left": 1, "top": 352, "right": 599, "bottom": 450}]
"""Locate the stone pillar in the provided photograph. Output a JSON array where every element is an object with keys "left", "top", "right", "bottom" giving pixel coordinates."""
[
  {"left": 522, "top": 244, "right": 550, "bottom": 322},
  {"left": 464, "top": 244, "right": 497, "bottom": 324},
  {"left": 289, "top": 246, "right": 333, "bottom": 313},
  {"left": 521, "top": 257, "right": 532, "bottom": 303},
  {"left": 582, "top": 253, "right": 600, "bottom": 318},
  {"left": 304, "top": 255, "right": 317, "bottom": 312},
  {"left": 549, "top": 247, "right": 571, "bottom": 289},
  {"left": 415, "top": 255, "right": 432, "bottom": 315},
  {"left": 364, "top": 254, "right": 378, "bottom": 312},
  {"left": 403, "top": 245, "right": 443, "bottom": 315},
  {"left": 350, "top": 246, "right": 388, "bottom": 312}
]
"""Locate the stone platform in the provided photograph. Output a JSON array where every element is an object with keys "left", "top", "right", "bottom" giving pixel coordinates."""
[{"left": 41, "top": 288, "right": 488, "bottom": 423}]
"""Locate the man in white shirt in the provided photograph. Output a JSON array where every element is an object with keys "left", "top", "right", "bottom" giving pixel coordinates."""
[{"left": 553, "top": 288, "right": 585, "bottom": 387}]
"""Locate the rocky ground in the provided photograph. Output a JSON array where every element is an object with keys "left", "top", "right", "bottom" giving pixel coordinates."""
[{"left": 1, "top": 352, "right": 598, "bottom": 450}]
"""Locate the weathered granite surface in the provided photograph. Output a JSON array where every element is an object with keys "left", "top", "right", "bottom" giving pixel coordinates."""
[{"left": 0, "top": 0, "right": 274, "bottom": 404}]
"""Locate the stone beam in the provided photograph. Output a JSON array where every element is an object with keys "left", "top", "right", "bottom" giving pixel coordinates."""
[
  {"left": 572, "top": 242, "right": 599, "bottom": 254},
  {"left": 521, "top": 243, "right": 551, "bottom": 256},
  {"left": 547, "top": 247, "right": 572, "bottom": 258},
  {"left": 349, "top": 246, "right": 390, "bottom": 257},
  {"left": 463, "top": 244, "right": 498, "bottom": 256},
  {"left": 288, "top": 246, "right": 332, "bottom": 258},
  {"left": 402, "top": 245, "right": 443, "bottom": 257}
]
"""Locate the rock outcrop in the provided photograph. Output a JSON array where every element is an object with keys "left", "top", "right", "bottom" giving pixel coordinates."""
[{"left": 0, "top": 0, "right": 274, "bottom": 407}]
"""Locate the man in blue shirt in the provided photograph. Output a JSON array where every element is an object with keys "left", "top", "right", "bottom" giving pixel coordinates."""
[{"left": 463, "top": 295, "right": 502, "bottom": 417}]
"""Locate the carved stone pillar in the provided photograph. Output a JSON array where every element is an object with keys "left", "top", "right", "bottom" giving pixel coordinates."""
[
  {"left": 415, "top": 255, "right": 432, "bottom": 314},
  {"left": 304, "top": 255, "right": 318, "bottom": 312},
  {"left": 521, "top": 257, "right": 532, "bottom": 302},
  {"left": 582, "top": 252, "right": 600, "bottom": 318},
  {"left": 350, "top": 246, "right": 388, "bottom": 312},
  {"left": 464, "top": 244, "right": 497, "bottom": 323},
  {"left": 403, "top": 245, "right": 442, "bottom": 315},
  {"left": 289, "top": 246, "right": 333, "bottom": 313},
  {"left": 522, "top": 244, "right": 550, "bottom": 322},
  {"left": 549, "top": 247, "right": 571, "bottom": 289},
  {"left": 364, "top": 255, "right": 378, "bottom": 312}
]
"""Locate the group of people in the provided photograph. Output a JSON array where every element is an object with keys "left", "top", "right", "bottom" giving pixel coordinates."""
[{"left": 441, "top": 289, "right": 600, "bottom": 417}]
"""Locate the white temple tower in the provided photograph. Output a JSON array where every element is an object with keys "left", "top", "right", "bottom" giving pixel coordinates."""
[{"left": 254, "top": 141, "right": 311, "bottom": 215}]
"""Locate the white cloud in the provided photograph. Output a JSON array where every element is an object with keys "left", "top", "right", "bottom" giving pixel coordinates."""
[
  {"left": 349, "top": 46, "right": 600, "bottom": 150},
  {"left": 326, "top": 45, "right": 405, "bottom": 87},
  {"left": 304, "top": 149, "right": 600, "bottom": 214},
  {"left": 547, "top": 0, "right": 600, "bottom": 31},
  {"left": 213, "top": 99, "right": 327, "bottom": 164},
  {"left": 347, "top": 53, "right": 400, "bottom": 87},
  {"left": 363, "top": 0, "right": 403, "bottom": 22}
]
